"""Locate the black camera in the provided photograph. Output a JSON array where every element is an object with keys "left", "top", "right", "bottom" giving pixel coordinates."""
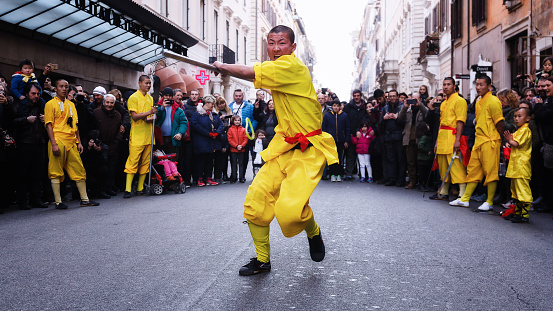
[
  {"left": 94, "top": 139, "right": 102, "bottom": 147},
  {"left": 406, "top": 99, "right": 417, "bottom": 105},
  {"left": 321, "top": 88, "right": 328, "bottom": 94},
  {"left": 75, "top": 94, "right": 85, "bottom": 102},
  {"left": 370, "top": 108, "right": 377, "bottom": 114}
]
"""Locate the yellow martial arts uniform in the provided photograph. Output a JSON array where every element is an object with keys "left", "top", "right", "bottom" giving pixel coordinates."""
[
  {"left": 506, "top": 123, "right": 532, "bottom": 218},
  {"left": 465, "top": 92, "right": 504, "bottom": 186},
  {"left": 44, "top": 96, "right": 86, "bottom": 181},
  {"left": 243, "top": 53, "right": 338, "bottom": 262},
  {"left": 436, "top": 92, "right": 467, "bottom": 184},
  {"left": 124, "top": 90, "right": 153, "bottom": 175}
]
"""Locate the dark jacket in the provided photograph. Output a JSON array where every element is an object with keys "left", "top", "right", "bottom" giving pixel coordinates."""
[
  {"left": 322, "top": 110, "right": 351, "bottom": 143},
  {"left": 379, "top": 101, "right": 405, "bottom": 142},
  {"left": 535, "top": 97, "right": 553, "bottom": 145},
  {"left": 74, "top": 100, "right": 95, "bottom": 142},
  {"left": 342, "top": 99, "right": 367, "bottom": 135},
  {"left": 255, "top": 110, "right": 278, "bottom": 140},
  {"left": 93, "top": 106, "right": 123, "bottom": 157},
  {"left": 184, "top": 99, "right": 201, "bottom": 120},
  {"left": 191, "top": 105, "right": 224, "bottom": 154},
  {"left": 398, "top": 103, "right": 428, "bottom": 146},
  {"left": 13, "top": 97, "right": 46, "bottom": 144}
]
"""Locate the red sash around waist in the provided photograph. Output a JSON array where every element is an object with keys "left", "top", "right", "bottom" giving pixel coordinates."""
[{"left": 284, "top": 129, "right": 322, "bottom": 152}]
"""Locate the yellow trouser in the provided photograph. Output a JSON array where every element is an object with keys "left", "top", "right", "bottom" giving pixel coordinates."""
[
  {"left": 437, "top": 153, "right": 466, "bottom": 184},
  {"left": 511, "top": 178, "right": 532, "bottom": 203},
  {"left": 465, "top": 141, "right": 500, "bottom": 186},
  {"left": 48, "top": 141, "right": 86, "bottom": 182},
  {"left": 244, "top": 146, "right": 326, "bottom": 238},
  {"left": 124, "top": 144, "right": 151, "bottom": 175}
]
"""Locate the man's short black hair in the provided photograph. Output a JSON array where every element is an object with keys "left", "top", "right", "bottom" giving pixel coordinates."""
[
  {"left": 352, "top": 89, "right": 362, "bottom": 95},
  {"left": 373, "top": 89, "right": 385, "bottom": 98},
  {"left": 444, "top": 77, "right": 456, "bottom": 84},
  {"left": 398, "top": 92, "right": 408, "bottom": 98},
  {"left": 476, "top": 74, "right": 492, "bottom": 85},
  {"left": 234, "top": 89, "right": 242, "bottom": 93},
  {"left": 268, "top": 25, "right": 295, "bottom": 44},
  {"left": 139, "top": 74, "right": 150, "bottom": 82},
  {"left": 24, "top": 82, "right": 41, "bottom": 95},
  {"left": 388, "top": 89, "right": 398, "bottom": 96},
  {"left": 331, "top": 99, "right": 341, "bottom": 106},
  {"left": 19, "top": 59, "right": 34, "bottom": 70}
]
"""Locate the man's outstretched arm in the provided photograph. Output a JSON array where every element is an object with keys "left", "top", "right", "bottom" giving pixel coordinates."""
[{"left": 212, "top": 62, "right": 255, "bottom": 80}]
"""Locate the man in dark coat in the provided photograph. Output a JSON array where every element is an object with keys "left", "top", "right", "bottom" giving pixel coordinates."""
[
  {"left": 380, "top": 89, "right": 407, "bottom": 187},
  {"left": 342, "top": 89, "right": 366, "bottom": 179},
  {"left": 322, "top": 100, "right": 351, "bottom": 181}
]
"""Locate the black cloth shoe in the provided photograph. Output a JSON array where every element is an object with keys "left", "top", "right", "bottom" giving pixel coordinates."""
[
  {"left": 80, "top": 200, "right": 100, "bottom": 207},
  {"left": 123, "top": 191, "right": 131, "bottom": 198},
  {"left": 429, "top": 193, "right": 448, "bottom": 201},
  {"left": 239, "top": 178, "right": 246, "bottom": 183},
  {"left": 308, "top": 232, "right": 325, "bottom": 262},
  {"left": 98, "top": 192, "right": 111, "bottom": 199},
  {"left": 30, "top": 201, "right": 48, "bottom": 208},
  {"left": 511, "top": 215, "right": 529, "bottom": 223},
  {"left": 55, "top": 203, "right": 68, "bottom": 210},
  {"left": 107, "top": 190, "right": 117, "bottom": 196},
  {"left": 239, "top": 258, "right": 271, "bottom": 276}
]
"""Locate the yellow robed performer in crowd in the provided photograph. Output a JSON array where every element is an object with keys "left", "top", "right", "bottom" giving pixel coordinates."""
[{"left": 213, "top": 25, "right": 338, "bottom": 276}]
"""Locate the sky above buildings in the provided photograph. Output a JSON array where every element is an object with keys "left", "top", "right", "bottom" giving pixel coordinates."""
[{"left": 294, "top": 0, "right": 367, "bottom": 101}]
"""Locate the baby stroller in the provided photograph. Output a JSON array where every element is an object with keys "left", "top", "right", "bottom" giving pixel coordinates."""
[{"left": 145, "top": 149, "right": 186, "bottom": 195}]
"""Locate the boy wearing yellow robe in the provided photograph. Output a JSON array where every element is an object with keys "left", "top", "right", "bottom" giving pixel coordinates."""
[
  {"left": 504, "top": 108, "right": 532, "bottom": 222},
  {"left": 123, "top": 75, "right": 157, "bottom": 198},
  {"left": 214, "top": 25, "right": 338, "bottom": 276},
  {"left": 450, "top": 75, "right": 505, "bottom": 211},
  {"left": 432, "top": 77, "right": 467, "bottom": 201},
  {"left": 45, "top": 79, "right": 99, "bottom": 209}
]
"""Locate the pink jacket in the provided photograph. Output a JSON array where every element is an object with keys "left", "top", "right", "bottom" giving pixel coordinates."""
[{"left": 351, "top": 129, "right": 375, "bottom": 154}]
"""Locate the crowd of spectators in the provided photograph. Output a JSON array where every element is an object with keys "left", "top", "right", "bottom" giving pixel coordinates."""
[{"left": 1, "top": 57, "right": 553, "bottom": 220}]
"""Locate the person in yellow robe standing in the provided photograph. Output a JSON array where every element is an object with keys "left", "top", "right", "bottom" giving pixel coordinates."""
[
  {"left": 430, "top": 77, "right": 468, "bottom": 201},
  {"left": 213, "top": 25, "right": 338, "bottom": 276},
  {"left": 449, "top": 75, "right": 505, "bottom": 211},
  {"left": 123, "top": 75, "right": 158, "bottom": 198},
  {"left": 504, "top": 107, "right": 532, "bottom": 223},
  {"left": 45, "top": 79, "right": 99, "bottom": 209}
]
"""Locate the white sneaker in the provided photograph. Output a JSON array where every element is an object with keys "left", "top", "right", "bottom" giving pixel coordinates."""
[
  {"left": 477, "top": 202, "right": 493, "bottom": 211},
  {"left": 331, "top": 175, "right": 337, "bottom": 182},
  {"left": 336, "top": 175, "right": 342, "bottom": 182},
  {"left": 449, "top": 198, "right": 469, "bottom": 207}
]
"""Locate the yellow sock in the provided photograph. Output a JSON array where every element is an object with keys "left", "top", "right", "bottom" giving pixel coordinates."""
[
  {"left": 458, "top": 183, "right": 467, "bottom": 198},
  {"left": 51, "top": 178, "right": 62, "bottom": 204},
  {"left": 75, "top": 180, "right": 89, "bottom": 201},
  {"left": 126, "top": 174, "right": 135, "bottom": 192},
  {"left": 247, "top": 221, "right": 270, "bottom": 263},
  {"left": 439, "top": 182, "right": 450, "bottom": 196},
  {"left": 460, "top": 182, "right": 478, "bottom": 202},
  {"left": 305, "top": 216, "right": 320, "bottom": 239},
  {"left": 136, "top": 174, "right": 147, "bottom": 191},
  {"left": 486, "top": 181, "right": 497, "bottom": 205}
]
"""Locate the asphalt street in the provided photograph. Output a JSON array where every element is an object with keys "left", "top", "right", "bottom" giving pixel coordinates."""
[{"left": 2, "top": 172, "right": 553, "bottom": 310}]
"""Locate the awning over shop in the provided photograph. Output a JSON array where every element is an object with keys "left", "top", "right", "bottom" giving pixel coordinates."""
[{"left": 0, "top": 0, "right": 198, "bottom": 70}]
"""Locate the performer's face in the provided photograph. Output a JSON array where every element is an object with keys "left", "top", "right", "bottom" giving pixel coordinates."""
[{"left": 267, "top": 32, "right": 296, "bottom": 61}]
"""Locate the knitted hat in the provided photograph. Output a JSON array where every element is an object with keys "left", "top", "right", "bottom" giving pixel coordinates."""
[
  {"left": 93, "top": 86, "right": 107, "bottom": 96},
  {"left": 162, "top": 87, "right": 173, "bottom": 96}
]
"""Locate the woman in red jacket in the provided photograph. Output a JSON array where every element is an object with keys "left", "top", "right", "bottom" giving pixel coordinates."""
[
  {"left": 227, "top": 115, "right": 249, "bottom": 183},
  {"left": 351, "top": 122, "right": 375, "bottom": 182}
]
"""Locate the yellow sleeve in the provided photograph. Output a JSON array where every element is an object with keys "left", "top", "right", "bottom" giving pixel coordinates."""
[
  {"left": 454, "top": 97, "right": 467, "bottom": 124},
  {"left": 44, "top": 99, "right": 56, "bottom": 126},
  {"left": 514, "top": 127, "right": 531, "bottom": 147},
  {"left": 253, "top": 56, "right": 308, "bottom": 94},
  {"left": 489, "top": 97, "right": 505, "bottom": 125},
  {"left": 128, "top": 94, "right": 138, "bottom": 113}
]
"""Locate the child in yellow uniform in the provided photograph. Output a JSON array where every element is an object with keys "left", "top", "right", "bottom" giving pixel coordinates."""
[
  {"left": 504, "top": 108, "right": 532, "bottom": 223},
  {"left": 452, "top": 75, "right": 505, "bottom": 211},
  {"left": 123, "top": 75, "right": 157, "bottom": 198},
  {"left": 213, "top": 25, "right": 338, "bottom": 276},
  {"left": 45, "top": 79, "right": 99, "bottom": 209}
]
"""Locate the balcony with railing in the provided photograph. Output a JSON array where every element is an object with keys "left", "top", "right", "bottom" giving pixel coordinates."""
[
  {"left": 208, "top": 44, "right": 235, "bottom": 64},
  {"left": 419, "top": 35, "right": 439, "bottom": 62}
]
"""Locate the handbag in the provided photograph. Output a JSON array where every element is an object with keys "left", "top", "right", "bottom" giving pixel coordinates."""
[{"left": 1, "top": 129, "right": 15, "bottom": 150}]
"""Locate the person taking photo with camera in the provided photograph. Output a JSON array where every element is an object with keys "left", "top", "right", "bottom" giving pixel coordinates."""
[{"left": 155, "top": 87, "right": 187, "bottom": 156}]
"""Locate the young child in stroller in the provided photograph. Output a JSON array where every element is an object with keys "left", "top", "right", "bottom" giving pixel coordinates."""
[{"left": 153, "top": 149, "right": 181, "bottom": 181}]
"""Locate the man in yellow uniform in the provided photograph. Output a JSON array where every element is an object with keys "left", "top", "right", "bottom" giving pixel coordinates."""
[
  {"left": 214, "top": 25, "right": 338, "bottom": 276},
  {"left": 45, "top": 79, "right": 99, "bottom": 209},
  {"left": 123, "top": 75, "right": 157, "bottom": 198},
  {"left": 430, "top": 77, "right": 467, "bottom": 201},
  {"left": 449, "top": 75, "right": 504, "bottom": 210}
]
